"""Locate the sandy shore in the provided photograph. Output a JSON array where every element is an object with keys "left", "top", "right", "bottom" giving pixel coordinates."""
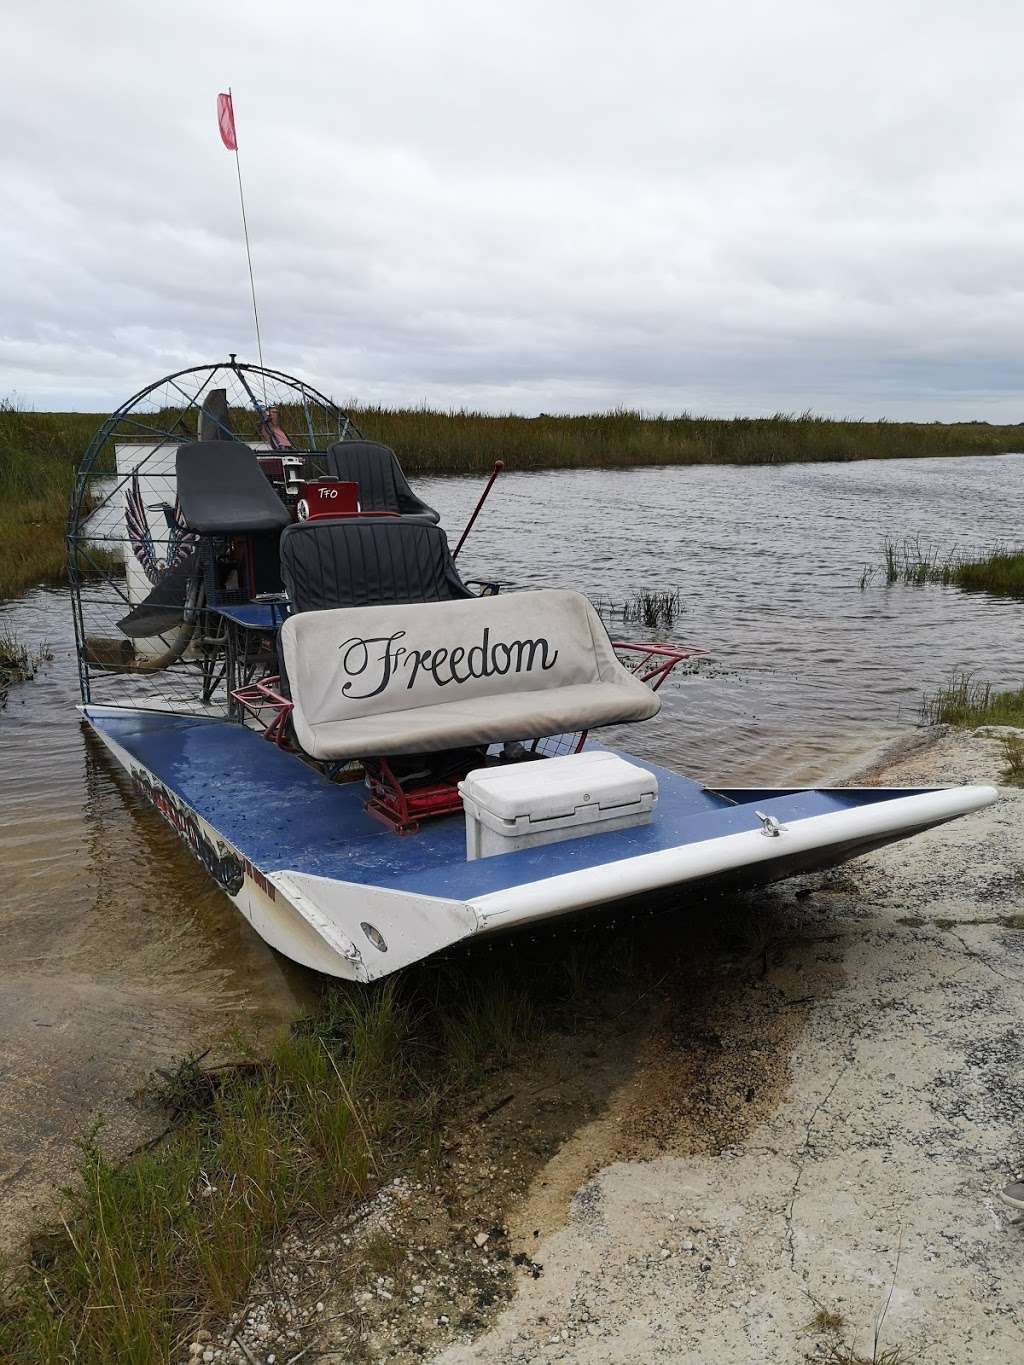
[{"left": 415, "top": 726, "right": 1024, "bottom": 1365}]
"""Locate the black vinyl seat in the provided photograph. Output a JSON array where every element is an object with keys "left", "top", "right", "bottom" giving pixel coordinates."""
[
  {"left": 176, "top": 440, "right": 291, "bottom": 534},
  {"left": 326, "top": 440, "right": 439, "bottom": 524},
  {"left": 279, "top": 516, "right": 474, "bottom": 613}
]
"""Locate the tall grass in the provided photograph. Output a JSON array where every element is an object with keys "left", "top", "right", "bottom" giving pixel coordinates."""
[
  {"left": 0, "top": 402, "right": 85, "bottom": 599},
  {"left": 950, "top": 550, "right": 1024, "bottom": 598},
  {"left": 350, "top": 407, "right": 1024, "bottom": 475},
  {"left": 0, "top": 969, "right": 549, "bottom": 1364},
  {"left": 999, "top": 733, "right": 1024, "bottom": 786},
  {"left": 0, "top": 624, "right": 51, "bottom": 704},
  {"left": 621, "top": 588, "right": 682, "bottom": 629},
  {"left": 0, "top": 866, "right": 920, "bottom": 1361},
  {"left": 6, "top": 403, "right": 1024, "bottom": 483},
  {"left": 920, "top": 672, "right": 1024, "bottom": 727},
  {"left": 879, "top": 536, "right": 1024, "bottom": 598}
]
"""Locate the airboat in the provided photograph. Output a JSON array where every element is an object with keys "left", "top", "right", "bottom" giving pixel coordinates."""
[{"left": 68, "top": 360, "right": 998, "bottom": 981}]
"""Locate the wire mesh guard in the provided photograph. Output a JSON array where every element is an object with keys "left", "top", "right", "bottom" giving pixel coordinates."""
[{"left": 68, "top": 359, "right": 358, "bottom": 714}]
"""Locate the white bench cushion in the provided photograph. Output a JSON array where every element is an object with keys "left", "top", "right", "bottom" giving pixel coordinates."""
[{"left": 279, "top": 588, "right": 660, "bottom": 760}]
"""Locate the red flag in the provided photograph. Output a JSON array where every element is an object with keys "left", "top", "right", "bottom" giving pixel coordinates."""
[{"left": 217, "top": 92, "right": 237, "bottom": 151}]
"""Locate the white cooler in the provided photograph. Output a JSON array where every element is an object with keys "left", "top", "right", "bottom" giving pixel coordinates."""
[{"left": 459, "top": 751, "right": 658, "bottom": 861}]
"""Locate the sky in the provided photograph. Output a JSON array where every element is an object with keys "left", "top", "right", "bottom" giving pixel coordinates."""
[{"left": 3, "top": 0, "right": 1024, "bottom": 419}]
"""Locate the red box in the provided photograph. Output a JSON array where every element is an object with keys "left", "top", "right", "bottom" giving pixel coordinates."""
[{"left": 296, "top": 479, "right": 360, "bottom": 520}]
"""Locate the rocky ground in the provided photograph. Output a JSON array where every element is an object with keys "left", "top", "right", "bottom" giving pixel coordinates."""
[{"left": 190, "top": 726, "right": 1024, "bottom": 1365}]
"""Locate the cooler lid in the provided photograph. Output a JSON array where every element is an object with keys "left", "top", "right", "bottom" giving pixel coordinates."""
[{"left": 461, "top": 751, "right": 658, "bottom": 823}]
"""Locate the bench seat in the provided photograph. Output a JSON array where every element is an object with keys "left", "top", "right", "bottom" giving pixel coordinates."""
[{"left": 279, "top": 588, "right": 659, "bottom": 760}]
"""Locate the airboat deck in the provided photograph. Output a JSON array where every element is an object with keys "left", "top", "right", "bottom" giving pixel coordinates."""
[{"left": 82, "top": 703, "right": 996, "bottom": 982}]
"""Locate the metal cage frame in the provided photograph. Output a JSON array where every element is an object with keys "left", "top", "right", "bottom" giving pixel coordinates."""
[{"left": 67, "top": 358, "right": 361, "bottom": 707}]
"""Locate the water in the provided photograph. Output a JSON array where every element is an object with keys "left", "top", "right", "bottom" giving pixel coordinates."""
[
  {"left": 428, "top": 453, "right": 1024, "bottom": 783},
  {"left": 0, "top": 593, "right": 312, "bottom": 1257},
  {"left": 1, "top": 451, "right": 1022, "bottom": 1249}
]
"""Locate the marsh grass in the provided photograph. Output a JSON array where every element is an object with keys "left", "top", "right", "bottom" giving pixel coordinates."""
[
  {"left": 0, "top": 624, "right": 51, "bottom": 702},
  {"left": 621, "top": 588, "right": 682, "bottom": 629},
  {"left": 0, "top": 888, "right": 857, "bottom": 1362},
  {"left": 0, "top": 954, "right": 587, "bottom": 1365},
  {"left": 592, "top": 586, "right": 684, "bottom": 632},
  {"left": 0, "top": 624, "right": 33, "bottom": 674},
  {"left": 881, "top": 535, "right": 941, "bottom": 585},
  {"left": 950, "top": 549, "right": 1024, "bottom": 598},
  {"left": 6, "top": 401, "right": 1024, "bottom": 483},
  {"left": 998, "top": 733, "right": 1024, "bottom": 786},
  {"left": 0, "top": 908, "right": 717, "bottom": 1363},
  {"left": 0, "top": 401, "right": 88, "bottom": 599},
  {"left": 0, "top": 987, "right": 412, "bottom": 1362},
  {"left": 439, "top": 977, "right": 541, "bottom": 1082},
  {"left": 350, "top": 407, "right": 1024, "bottom": 475},
  {"left": 920, "top": 672, "right": 1024, "bottom": 728},
  {"left": 878, "top": 535, "right": 1024, "bottom": 598},
  {"left": 0, "top": 401, "right": 130, "bottom": 598}
]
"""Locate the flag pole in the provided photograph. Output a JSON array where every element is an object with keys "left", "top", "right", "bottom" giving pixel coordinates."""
[{"left": 226, "top": 88, "right": 265, "bottom": 379}]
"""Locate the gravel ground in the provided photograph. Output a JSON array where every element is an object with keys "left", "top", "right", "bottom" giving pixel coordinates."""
[{"left": 187, "top": 726, "right": 1024, "bottom": 1365}]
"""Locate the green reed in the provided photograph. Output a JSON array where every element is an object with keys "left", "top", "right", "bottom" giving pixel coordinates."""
[
  {"left": 877, "top": 535, "right": 1024, "bottom": 598},
  {"left": 351, "top": 407, "right": 1024, "bottom": 475},
  {"left": 7, "top": 400, "right": 1024, "bottom": 487},
  {"left": 621, "top": 588, "right": 682, "bottom": 629},
  {"left": 999, "top": 733, "right": 1024, "bottom": 786},
  {"left": 0, "top": 624, "right": 52, "bottom": 704},
  {"left": 0, "top": 402, "right": 89, "bottom": 598},
  {"left": 920, "top": 672, "right": 1024, "bottom": 728},
  {"left": 0, "top": 971, "right": 543, "bottom": 1365}
]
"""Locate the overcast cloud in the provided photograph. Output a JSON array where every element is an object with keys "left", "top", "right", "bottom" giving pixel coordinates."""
[{"left": 2, "top": 0, "right": 1024, "bottom": 417}]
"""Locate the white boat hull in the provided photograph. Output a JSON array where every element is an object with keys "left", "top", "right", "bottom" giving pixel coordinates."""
[{"left": 81, "top": 705, "right": 999, "bottom": 982}]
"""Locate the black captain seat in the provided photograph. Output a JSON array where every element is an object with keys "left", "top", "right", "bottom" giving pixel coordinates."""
[
  {"left": 326, "top": 440, "right": 440, "bottom": 524},
  {"left": 176, "top": 440, "right": 291, "bottom": 535},
  {"left": 279, "top": 516, "right": 475, "bottom": 613},
  {"left": 176, "top": 440, "right": 292, "bottom": 602}
]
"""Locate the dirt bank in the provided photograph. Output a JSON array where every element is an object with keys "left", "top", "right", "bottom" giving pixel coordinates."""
[
  {"left": 198, "top": 726, "right": 1022, "bottom": 1364},
  {"left": 422, "top": 727, "right": 1024, "bottom": 1365}
]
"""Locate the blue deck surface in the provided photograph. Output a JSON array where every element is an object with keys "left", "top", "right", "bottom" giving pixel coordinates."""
[
  {"left": 85, "top": 709, "right": 921, "bottom": 898},
  {"left": 214, "top": 602, "right": 289, "bottom": 629}
]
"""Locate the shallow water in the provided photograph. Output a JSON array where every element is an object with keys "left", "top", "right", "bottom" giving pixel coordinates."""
[
  {"left": 0, "top": 591, "right": 312, "bottom": 1255},
  {"left": 1, "top": 451, "right": 1022, "bottom": 1250}
]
